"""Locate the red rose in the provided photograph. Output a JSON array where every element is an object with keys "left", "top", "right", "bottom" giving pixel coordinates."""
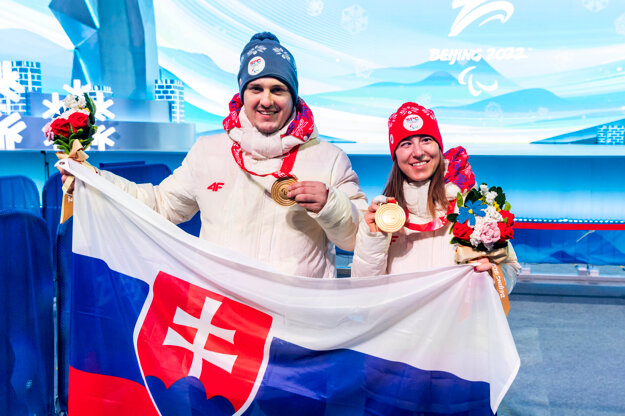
[
  {"left": 452, "top": 221, "right": 473, "bottom": 240},
  {"left": 499, "top": 210, "right": 515, "bottom": 226},
  {"left": 67, "top": 112, "right": 89, "bottom": 131},
  {"left": 498, "top": 222, "right": 514, "bottom": 242},
  {"left": 50, "top": 117, "right": 71, "bottom": 138}
]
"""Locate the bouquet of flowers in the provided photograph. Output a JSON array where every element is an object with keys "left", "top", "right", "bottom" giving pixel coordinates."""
[
  {"left": 447, "top": 184, "right": 515, "bottom": 314},
  {"left": 43, "top": 93, "right": 98, "bottom": 223},
  {"left": 43, "top": 93, "right": 97, "bottom": 153},
  {"left": 447, "top": 183, "right": 514, "bottom": 253}
]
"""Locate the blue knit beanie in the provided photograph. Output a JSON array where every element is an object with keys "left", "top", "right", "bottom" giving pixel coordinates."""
[{"left": 238, "top": 32, "right": 298, "bottom": 102}]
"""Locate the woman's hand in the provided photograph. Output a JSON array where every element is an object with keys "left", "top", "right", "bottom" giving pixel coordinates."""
[
  {"left": 59, "top": 168, "right": 75, "bottom": 194},
  {"left": 364, "top": 196, "right": 389, "bottom": 233},
  {"left": 471, "top": 257, "right": 494, "bottom": 272}
]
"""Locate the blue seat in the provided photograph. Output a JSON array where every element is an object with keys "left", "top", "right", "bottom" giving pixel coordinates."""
[
  {"left": 42, "top": 172, "right": 63, "bottom": 241},
  {"left": 0, "top": 210, "right": 54, "bottom": 415},
  {"left": 0, "top": 175, "right": 41, "bottom": 216},
  {"left": 55, "top": 217, "right": 73, "bottom": 414},
  {"left": 103, "top": 162, "right": 171, "bottom": 185}
]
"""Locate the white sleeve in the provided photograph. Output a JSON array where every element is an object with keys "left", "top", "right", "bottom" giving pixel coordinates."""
[
  {"left": 350, "top": 220, "right": 392, "bottom": 277},
  {"left": 98, "top": 144, "right": 201, "bottom": 224},
  {"left": 308, "top": 150, "right": 368, "bottom": 251}
]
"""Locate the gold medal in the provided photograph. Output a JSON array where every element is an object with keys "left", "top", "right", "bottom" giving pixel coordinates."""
[
  {"left": 271, "top": 176, "right": 298, "bottom": 206},
  {"left": 375, "top": 202, "right": 406, "bottom": 233}
]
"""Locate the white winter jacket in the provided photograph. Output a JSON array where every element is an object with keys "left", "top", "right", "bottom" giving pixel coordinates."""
[
  {"left": 101, "top": 112, "right": 368, "bottom": 278},
  {"left": 351, "top": 180, "right": 520, "bottom": 290}
]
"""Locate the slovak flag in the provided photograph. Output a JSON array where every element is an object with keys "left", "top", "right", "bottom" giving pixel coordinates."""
[{"left": 60, "top": 159, "right": 519, "bottom": 416}]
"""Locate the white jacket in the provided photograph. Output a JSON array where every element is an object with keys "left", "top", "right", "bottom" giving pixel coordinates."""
[
  {"left": 101, "top": 112, "right": 368, "bottom": 278},
  {"left": 351, "top": 180, "right": 520, "bottom": 290}
]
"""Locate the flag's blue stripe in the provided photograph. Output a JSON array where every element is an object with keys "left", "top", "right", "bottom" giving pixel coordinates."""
[
  {"left": 244, "top": 338, "right": 493, "bottom": 416},
  {"left": 69, "top": 253, "right": 150, "bottom": 386}
]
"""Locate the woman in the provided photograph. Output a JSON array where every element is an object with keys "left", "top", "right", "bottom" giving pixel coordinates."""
[{"left": 351, "top": 102, "right": 520, "bottom": 284}]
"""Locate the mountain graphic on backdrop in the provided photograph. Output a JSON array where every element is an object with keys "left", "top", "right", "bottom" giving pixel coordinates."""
[
  {"left": 435, "top": 88, "right": 569, "bottom": 113},
  {"left": 334, "top": 58, "right": 516, "bottom": 91},
  {"left": 305, "top": 58, "right": 518, "bottom": 117}
]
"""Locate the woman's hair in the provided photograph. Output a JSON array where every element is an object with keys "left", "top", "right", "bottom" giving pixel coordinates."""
[{"left": 382, "top": 149, "right": 447, "bottom": 219}]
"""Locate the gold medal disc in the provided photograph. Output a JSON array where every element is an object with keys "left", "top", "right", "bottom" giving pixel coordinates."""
[
  {"left": 375, "top": 203, "right": 406, "bottom": 233},
  {"left": 271, "top": 177, "right": 298, "bottom": 206}
]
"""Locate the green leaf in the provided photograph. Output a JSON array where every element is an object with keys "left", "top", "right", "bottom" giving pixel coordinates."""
[
  {"left": 503, "top": 201, "right": 511, "bottom": 211},
  {"left": 456, "top": 192, "right": 463, "bottom": 207},
  {"left": 450, "top": 237, "right": 460, "bottom": 244},
  {"left": 447, "top": 213, "right": 458, "bottom": 223},
  {"left": 466, "top": 188, "right": 480, "bottom": 203},
  {"left": 85, "top": 93, "right": 96, "bottom": 124}
]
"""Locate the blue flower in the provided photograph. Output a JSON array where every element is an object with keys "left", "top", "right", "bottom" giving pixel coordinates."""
[{"left": 457, "top": 200, "right": 487, "bottom": 226}]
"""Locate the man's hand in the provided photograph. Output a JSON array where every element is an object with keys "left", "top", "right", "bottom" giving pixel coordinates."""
[
  {"left": 59, "top": 168, "right": 75, "bottom": 194},
  {"left": 287, "top": 181, "right": 328, "bottom": 213}
]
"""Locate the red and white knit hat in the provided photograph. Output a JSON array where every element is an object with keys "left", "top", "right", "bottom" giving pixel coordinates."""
[{"left": 388, "top": 102, "right": 443, "bottom": 159}]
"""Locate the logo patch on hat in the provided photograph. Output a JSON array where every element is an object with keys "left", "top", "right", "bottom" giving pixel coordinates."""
[
  {"left": 403, "top": 114, "right": 423, "bottom": 131},
  {"left": 248, "top": 56, "right": 265, "bottom": 76}
]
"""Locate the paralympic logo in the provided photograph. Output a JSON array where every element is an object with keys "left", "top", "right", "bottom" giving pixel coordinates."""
[{"left": 448, "top": 0, "right": 514, "bottom": 37}]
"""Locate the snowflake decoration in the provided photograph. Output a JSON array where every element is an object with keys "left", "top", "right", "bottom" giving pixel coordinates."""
[
  {"left": 616, "top": 13, "right": 625, "bottom": 35},
  {"left": 63, "top": 79, "right": 92, "bottom": 96},
  {"left": 306, "top": 0, "right": 324, "bottom": 16},
  {"left": 388, "top": 113, "right": 397, "bottom": 128},
  {"left": 485, "top": 102, "right": 503, "bottom": 121},
  {"left": 41, "top": 92, "right": 63, "bottom": 119},
  {"left": 582, "top": 0, "right": 608, "bottom": 12},
  {"left": 247, "top": 45, "right": 267, "bottom": 57},
  {"left": 93, "top": 91, "right": 115, "bottom": 121},
  {"left": 91, "top": 125, "right": 116, "bottom": 151},
  {"left": 341, "top": 4, "right": 368, "bottom": 34},
  {"left": 273, "top": 47, "right": 291, "bottom": 61},
  {"left": 354, "top": 59, "right": 373, "bottom": 78},
  {"left": 537, "top": 107, "right": 549, "bottom": 118},
  {"left": 0, "top": 61, "right": 25, "bottom": 104},
  {"left": 554, "top": 51, "right": 572, "bottom": 69},
  {"left": 417, "top": 93, "right": 432, "bottom": 108},
  {"left": 0, "top": 112, "right": 26, "bottom": 150}
]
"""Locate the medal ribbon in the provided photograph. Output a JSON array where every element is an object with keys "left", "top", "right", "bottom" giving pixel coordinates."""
[
  {"left": 404, "top": 199, "right": 457, "bottom": 232},
  {"left": 231, "top": 142, "right": 299, "bottom": 179}
]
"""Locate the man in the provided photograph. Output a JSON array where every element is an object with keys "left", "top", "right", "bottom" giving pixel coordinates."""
[{"left": 63, "top": 32, "right": 367, "bottom": 278}]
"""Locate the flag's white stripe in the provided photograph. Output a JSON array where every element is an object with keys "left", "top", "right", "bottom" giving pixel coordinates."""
[{"left": 61, "top": 158, "right": 519, "bottom": 413}]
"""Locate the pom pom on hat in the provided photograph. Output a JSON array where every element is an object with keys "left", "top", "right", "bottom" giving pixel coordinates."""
[
  {"left": 387, "top": 102, "right": 443, "bottom": 160},
  {"left": 250, "top": 32, "right": 279, "bottom": 42},
  {"left": 238, "top": 31, "right": 298, "bottom": 102}
]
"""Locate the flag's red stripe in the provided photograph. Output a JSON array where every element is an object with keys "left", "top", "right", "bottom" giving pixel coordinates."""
[
  {"left": 69, "top": 365, "right": 158, "bottom": 416},
  {"left": 515, "top": 222, "right": 625, "bottom": 231}
]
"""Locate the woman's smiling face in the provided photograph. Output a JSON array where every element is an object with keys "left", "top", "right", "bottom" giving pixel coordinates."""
[{"left": 394, "top": 135, "right": 442, "bottom": 182}]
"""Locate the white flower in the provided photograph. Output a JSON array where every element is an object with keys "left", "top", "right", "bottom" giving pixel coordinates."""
[
  {"left": 485, "top": 191, "right": 498, "bottom": 204},
  {"left": 63, "top": 94, "right": 86, "bottom": 110},
  {"left": 479, "top": 184, "right": 489, "bottom": 196},
  {"left": 485, "top": 206, "right": 503, "bottom": 221},
  {"left": 470, "top": 227, "right": 482, "bottom": 248}
]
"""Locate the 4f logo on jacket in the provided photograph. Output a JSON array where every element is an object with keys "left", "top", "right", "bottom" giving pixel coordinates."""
[
  {"left": 207, "top": 182, "right": 224, "bottom": 192},
  {"left": 137, "top": 271, "right": 273, "bottom": 413}
]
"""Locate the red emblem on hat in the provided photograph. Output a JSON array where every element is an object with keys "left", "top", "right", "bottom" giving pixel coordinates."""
[{"left": 137, "top": 271, "right": 273, "bottom": 412}]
